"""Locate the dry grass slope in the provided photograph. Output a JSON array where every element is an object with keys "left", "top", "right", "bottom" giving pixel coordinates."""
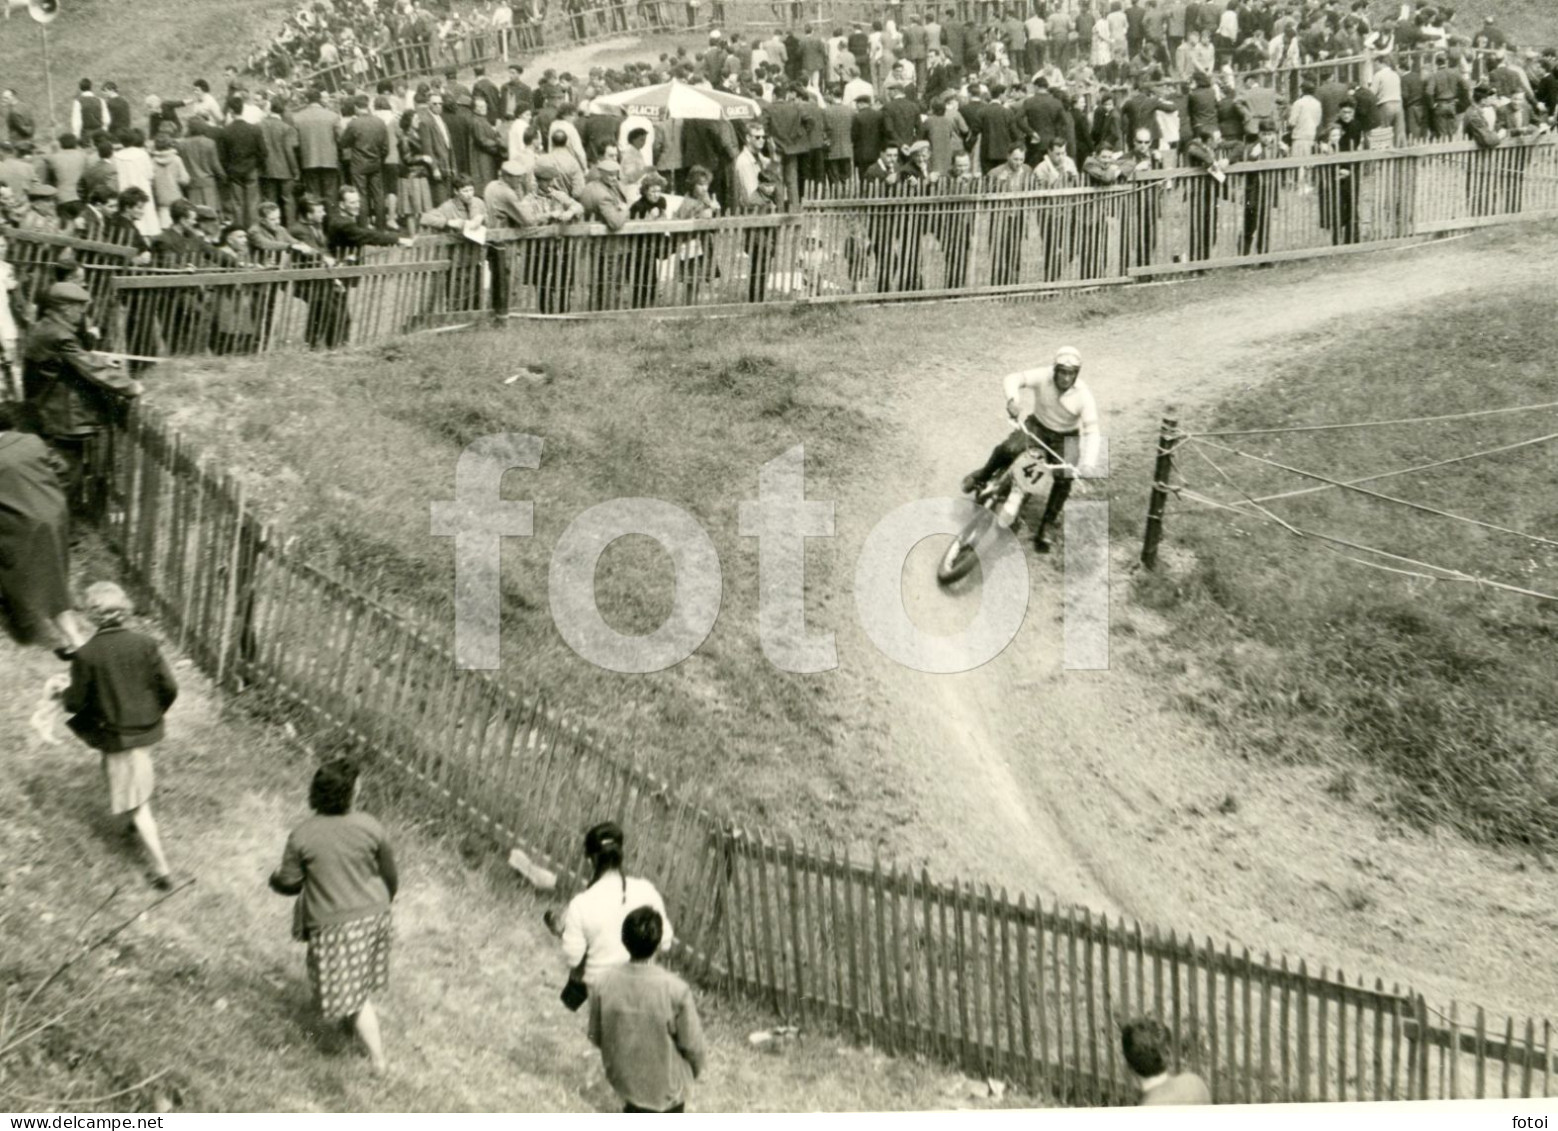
[
  {"left": 1129, "top": 288, "right": 1558, "bottom": 852},
  {"left": 0, "top": 0, "right": 284, "bottom": 132}
]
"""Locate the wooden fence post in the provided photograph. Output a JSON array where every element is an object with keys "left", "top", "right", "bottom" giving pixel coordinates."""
[{"left": 1140, "top": 408, "right": 1180, "bottom": 570}]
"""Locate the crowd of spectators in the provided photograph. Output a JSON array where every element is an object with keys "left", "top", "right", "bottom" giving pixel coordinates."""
[{"left": 0, "top": 0, "right": 1550, "bottom": 341}]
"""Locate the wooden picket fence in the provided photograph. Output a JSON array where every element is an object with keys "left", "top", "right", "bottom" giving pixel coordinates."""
[
  {"left": 80, "top": 406, "right": 1555, "bottom": 1106},
  {"left": 3, "top": 138, "right": 1551, "bottom": 355}
]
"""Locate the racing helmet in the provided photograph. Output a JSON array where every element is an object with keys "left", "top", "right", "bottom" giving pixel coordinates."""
[{"left": 1054, "top": 346, "right": 1082, "bottom": 375}]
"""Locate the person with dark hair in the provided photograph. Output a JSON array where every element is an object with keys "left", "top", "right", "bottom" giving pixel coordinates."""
[
  {"left": 217, "top": 95, "right": 266, "bottom": 227},
  {"left": 1182, "top": 126, "right": 1225, "bottom": 263},
  {"left": 211, "top": 225, "right": 264, "bottom": 355},
  {"left": 259, "top": 97, "right": 302, "bottom": 227},
  {"left": 71, "top": 79, "right": 107, "bottom": 142},
  {"left": 555, "top": 821, "right": 673, "bottom": 993},
  {"left": 671, "top": 166, "right": 719, "bottom": 305},
  {"left": 287, "top": 195, "right": 351, "bottom": 348},
  {"left": 339, "top": 97, "right": 391, "bottom": 229},
  {"left": 110, "top": 129, "right": 162, "bottom": 239},
  {"left": 1121, "top": 1017, "right": 1210, "bottom": 1105},
  {"left": 60, "top": 582, "right": 179, "bottom": 888},
  {"left": 294, "top": 89, "right": 342, "bottom": 207},
  {"left": 102, "top": 82, "right": 132, "bottom": 136},
  {"left": 270, "top": 759, "right": 399, "bottom": 1076},
  {"left": 589, "top": 907, "right": 707, "bottom": 1113}
]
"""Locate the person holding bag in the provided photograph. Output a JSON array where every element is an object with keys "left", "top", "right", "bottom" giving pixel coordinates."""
[{"left": 553, "top": 821, "right": 672, "bottom": 1013}]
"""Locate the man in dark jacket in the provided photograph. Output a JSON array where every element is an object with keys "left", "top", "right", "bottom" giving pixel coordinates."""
[
  {"left": 975, "top": 88, "right": 1023, "bottom": 174},
  {"left": 217, "top": 95, "right": 266, "bottom": 227},
  {"left": 22, "top": 283, "right": 141, "bottom": 499},
  {"left": 763, "top": 84, "right": 809, "bottom": 209},
  {"left": 258, "top": 98, "right": 302, "bottom": 226},
  {"left": 848, "top": 24, "right": 871, "bottom": 75},
  {"left": 102, "top": 82, "right": 133, "bottom": 135},
  {"left": 339, "top": 97, "right": 391, "bottom": 228},
  {"left": 0, "top": 402, "right": 71, "bottom": 648},
  {"left": 443, "top": 91, "right": 479, "bottom": 178},
  {"left": 851, "top": 93, "right": 884, "bottom": 177},
  {"left": 1186, "top": 71, "right": 1220, "bottom": 139},
  {"left": 1123, "top": 79, "right": 1176, "bottom": 143},
  {"left": 327, "top": 184, "right": 413, "bottom": 259},
  {"left": 1022, "top": 79, "right": 1070, "bottom": 158},
  {"left": 501, "top": 65, "right": 534, "bottom": 121},
  {"left": 293, "top": 89, "right": 342, "bottom": 206},
  {"left": 62, "top": 580, "right": 180, "bottom": 889},
  {"left": 472, "top": 66, "right": 504, "bottom": 125},
  {"left": 881, "top": 83, "right": 923, "bottom": 150}
]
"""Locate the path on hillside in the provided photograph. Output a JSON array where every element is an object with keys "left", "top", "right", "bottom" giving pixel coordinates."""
[
  {"left": 824, "top": 236, "right": 1558, "bottom": 1025},
  {"left": 0, "top": 633, "right": 1021, "bottom": 1112}
]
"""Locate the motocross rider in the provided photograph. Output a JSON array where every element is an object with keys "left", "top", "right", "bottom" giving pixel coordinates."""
[{"left": 960, "top": 346, "right": 1102, "bottom": 553}]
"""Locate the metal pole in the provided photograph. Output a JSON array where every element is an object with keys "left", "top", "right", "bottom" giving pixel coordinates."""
[
  {"left": 1140, "top": 407, "right": 1179, "bottom": 570},
  {"left": 40, "top": 24, "right": 57, "bottom": 137}
]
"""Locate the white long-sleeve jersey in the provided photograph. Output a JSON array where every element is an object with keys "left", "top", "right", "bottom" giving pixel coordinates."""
[{"left": 1002, "top": 366, "right": 1101, "bottom": 469}]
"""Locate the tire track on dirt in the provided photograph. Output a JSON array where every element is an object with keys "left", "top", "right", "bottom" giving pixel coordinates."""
[{"left": 834, "top": 234, "right": 1558, "bottom": 1019}]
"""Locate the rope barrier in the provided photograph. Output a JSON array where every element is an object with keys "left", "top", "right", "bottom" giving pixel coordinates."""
[
  {"left": 1239, "top": 430, "right": 1558, "bottom": 505},
  {"left": 1173, "top": 488, "right": 1558, "bottom": 602},
  {"left": 1185, "top": 442, "right": 1304, "bottom": 537},
  {"left": 1176, "top": 399, "right": 1558, "bottom": 440},
  {"left": 1191, "top": 437, "right": 1558, "bottom": 552}
]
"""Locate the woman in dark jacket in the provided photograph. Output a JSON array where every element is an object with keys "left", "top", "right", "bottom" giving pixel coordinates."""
[
  {"left": 270, "top": 759, "right": 399, "bottom": 1075},
  {"left": 61, "top": 580, "right": 179, "bottom": 888},
  {"left": 469, "top": 95, "right": 505, "bottom": 194}
]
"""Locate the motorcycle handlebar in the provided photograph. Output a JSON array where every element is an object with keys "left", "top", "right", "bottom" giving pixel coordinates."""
[{"left": 1005, "top": 411, "right": 1090, "bottom": 484}]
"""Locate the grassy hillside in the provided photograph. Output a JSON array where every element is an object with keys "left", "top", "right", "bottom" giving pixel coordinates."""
[
  {"left": 1452, "top": 0, "right": 1555, "bottom": 49},
  {"left": 145, "top": 273, "right": 1263, "bottom": 847},
  {"left": 0, "top": 0, "right": 283, "bottom": 133},
  {"left": 0, "top": 543, "right": 1041, "bottom": 1111},
  {"left": 1130, "top": 288, "right": 1558, "bottom": 852},
  {"left": 155, "top": 310, "right": 896, "bottom": 840}
]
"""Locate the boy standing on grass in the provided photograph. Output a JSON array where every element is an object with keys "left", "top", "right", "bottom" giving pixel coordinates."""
[{"left": 588, "top": 907, "right": 706, "bottom": 1113}]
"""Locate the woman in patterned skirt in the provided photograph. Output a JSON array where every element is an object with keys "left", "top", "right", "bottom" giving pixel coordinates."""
[{"left": 270, "top": 759, "right": 399, "bottom": 1074}]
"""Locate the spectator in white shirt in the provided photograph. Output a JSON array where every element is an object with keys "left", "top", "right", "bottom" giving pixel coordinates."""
[
  {"left": 554, "top": 822, "right": 673, "bottom": 989},
  {"left": 1370, "top": 56, "right": 1405, "bottom": 146},
  {"left": 1287, "top": 80, "right": 1323, "bottom": 156}
]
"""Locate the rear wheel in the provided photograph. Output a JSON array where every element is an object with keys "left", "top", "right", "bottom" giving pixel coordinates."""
[{"left": 937, "top": 508, "right": 994, "bottom": 586}]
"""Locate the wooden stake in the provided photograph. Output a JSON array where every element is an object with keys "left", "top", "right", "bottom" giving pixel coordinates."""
[{"left": 1141, "top": 408, "right": 1180, "bottom": 569}]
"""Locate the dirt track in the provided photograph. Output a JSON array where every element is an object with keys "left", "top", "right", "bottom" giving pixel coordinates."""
[
  {"left": 820, "top": 234, "right": 1558, "bottom": 1025},
  {"left": 254, "top": 33, "right": 1558, "bottom": 1027}
]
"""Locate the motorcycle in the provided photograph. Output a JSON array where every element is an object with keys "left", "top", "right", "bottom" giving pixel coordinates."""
[{"left": 936, "top": 413, "right": 1087, "bottom": 587}]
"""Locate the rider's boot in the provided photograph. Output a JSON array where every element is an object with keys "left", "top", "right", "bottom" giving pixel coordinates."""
[
  {"left": 961, "top": 470, "right": 985, "bottom": 495},
  {"left": 1032, "top": 477, "right": 1075, "bottom": 553}
]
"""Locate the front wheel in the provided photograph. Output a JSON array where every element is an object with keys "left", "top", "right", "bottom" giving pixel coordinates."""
[{"left": 936, "top": 508, "right": 995, "bottom": 586}]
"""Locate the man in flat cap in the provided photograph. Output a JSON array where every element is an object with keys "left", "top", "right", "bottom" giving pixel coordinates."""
[
  {"left": 517, "top": 163, "right": 585, "bottom": 313},
  {"left": 22, "top": 283, "right": 142, "bottom": 507},
  {"left": 17, "top": 184, "right": 61, "bottom": 234}
]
